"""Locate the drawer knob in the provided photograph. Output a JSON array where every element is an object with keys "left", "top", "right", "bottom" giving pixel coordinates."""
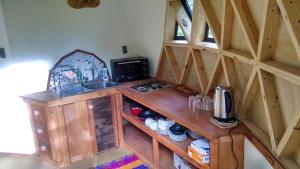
[
  {"left": 37, "top": 128, "right": 43, "bottom": 134},
  {"left": 88, "top": 105, "right": 94, "bottom": 110},
  {"left": 34, "top": 110, "right": 40, "bottom": 116},
  {"left": 40, "top": 145, "right": 47, "bottom": 152}
]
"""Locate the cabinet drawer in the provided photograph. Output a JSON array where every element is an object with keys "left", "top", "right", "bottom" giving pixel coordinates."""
[
  {"left": 38, "top": 141, "right": 51, "bottom": 159},
  {"left": 33, "top": 122, "right": 49, "bottom": 143},
  {"left": 31, "top": 104, "right": 47, "bottom": 123}
]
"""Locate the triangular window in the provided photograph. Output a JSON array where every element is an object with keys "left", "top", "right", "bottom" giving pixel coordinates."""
[
  {"left": 173, "top": 0, "right": 194, "bottom": 40},
  {"left": 174, "top": 22, "right": 186, "bottom": 40},
  {"left": 203, "top": 24, "right": 215, "bottom": 43}
]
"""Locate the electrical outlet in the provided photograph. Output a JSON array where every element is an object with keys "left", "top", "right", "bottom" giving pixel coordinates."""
[
  {"left": 0, "top": 48, "right": 6, "bottom": 58},
  {"left": 122, "top": 45, "right": 128, "bottom": 54}
]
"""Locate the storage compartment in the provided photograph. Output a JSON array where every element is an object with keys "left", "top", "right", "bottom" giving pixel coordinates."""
[
  {"left": 123, "top": 120, "right": 154, "bottom": 167},
  {"left": 90, "top": 96, "right": 116, "bottom": 152},
  {"left": 159, "top": 143, "right": 174, "bottom": 169},
  {"left": 122, "top": 97, "right": 209, "bottom": 169}
]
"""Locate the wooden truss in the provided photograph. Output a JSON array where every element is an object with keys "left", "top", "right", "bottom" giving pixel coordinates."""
[{"left": 157, "top": 0, "right": 300, "bottom": 168}]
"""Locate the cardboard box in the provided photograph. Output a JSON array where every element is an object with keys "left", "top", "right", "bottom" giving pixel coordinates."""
[
  {"left": 188, "top": 146, "right": 210, "bottom": 164},
  {"left": 174, "top": 153, "right": 192, "bottom": 169},
  {"left": 191, "top": 138, "right": 210, "bottom": 156}
]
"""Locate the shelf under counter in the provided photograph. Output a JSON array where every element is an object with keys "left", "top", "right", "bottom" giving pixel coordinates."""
[
  {"left": 121, "top": 87, "right": 244, "bottom": 141},
  {"left": 122, "top": 107, "right": 209, "bottom": 169},
  {"left": 123, "top": 122, "right": 155, "bottom": 168}
]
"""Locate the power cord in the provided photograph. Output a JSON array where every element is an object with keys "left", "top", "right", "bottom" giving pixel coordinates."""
[{"left": 229, "top": 120, "right": 239, "bottom": 169}]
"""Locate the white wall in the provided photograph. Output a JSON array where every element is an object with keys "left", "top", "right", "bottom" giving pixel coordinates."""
[
  {"left": 2, "top": 0, "right": 134, "bottom": 71},
  {"left": 244, "top": 138, "right": 272, "bottom": 169},
  {"left": 0, "top": 0, "right": 134, "bottom": 154},
  {"left": 0, "top": 0, "right": 11, "bottom": 67},
  {"left": 121, "top": 0, "right": 166, "bottom": 76}
]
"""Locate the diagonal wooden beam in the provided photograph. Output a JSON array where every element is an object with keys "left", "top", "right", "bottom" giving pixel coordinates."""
[
  {"left": 231, "top": 0, "right": 259, "bottom": 57},
  {"left": 276, "top": 107, "right": 300, "bottom": 156},
  {"left": 260, "top": 61, "right": 300, "bottom": 87},
  {"left": 163, "top": 1, "right": 176, "bottom": 42},
  {"left": 155, "top": 48, "right": 165, "bottom": 78},
  {"left": 191, "top": 0, "right": 206, "bottom": 44},
  {"left": 170, "top": 0, "right": 192, "bottom": 42},
  {"left": 221, "top": 0, "right": 234, "bottom": 49},
  {"left": 199, "top": 0, "right": 221, "bottom": 47},
  {"left": 164, "top": 46, "right": 182, "bottom": 83},
  {"left": 191, "top": 49, "right": 208, "bottom": 94},
  {"left": 221, "top": 55, "right": 243, "bottom": 111},
  {"left": 258, "top": 69, "right": 284, "bottom": 151},
  {"left": 179, "top": 48, "right": 192, "bottom": 83},
  {"left": 257, "top": 0, "right": 281, "bottom": 61},
  {"left": 205, "top": 55, "right": 223, "bottom": 95},
  {"left": 276, "top": 0, "right": 300, "bottom": 60},
  {"left": 239, "top": 68, "right": 259, "bottom": 118}
]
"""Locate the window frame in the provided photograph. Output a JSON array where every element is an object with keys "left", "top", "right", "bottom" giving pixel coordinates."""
[
  {"left": 180, "top": 0, "right": 193, "bottom": 21},
  {"left": 203, "top": 24, "right": 215, "bottom": 43},
  {"left": 174, "top": 22, "right": 186, "bottom": 40}
]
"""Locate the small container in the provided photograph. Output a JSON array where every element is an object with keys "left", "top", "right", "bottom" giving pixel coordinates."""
[
  {"left": 203, "top": 97, "right": 214, "bottom": 112},
  {"left": 145, "top": 118, "right": 155, "bottom": 128},
  {"left": 168, "top": 131, "right": 187, "bottom": 142},
  {"left": 157, "top": 118, "right": 169, "bottom": 135},
  {"left": 188, "top": 96, "right": 196, "bottom": 110},
  {"left": 192, "top": 101, "right": 202, "bottom": 113},
  {"left": 130, "top": 107, "right": 143, "bottom": 116}
]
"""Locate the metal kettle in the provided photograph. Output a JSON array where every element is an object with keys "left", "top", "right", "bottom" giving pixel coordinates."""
[{"left": 213, "top": 86, "right": 235, "bottom": 122}]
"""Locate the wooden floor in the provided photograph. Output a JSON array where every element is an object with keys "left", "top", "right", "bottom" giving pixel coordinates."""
[{"left": 0, "top": 147, "right": 131, "bottom": 169}]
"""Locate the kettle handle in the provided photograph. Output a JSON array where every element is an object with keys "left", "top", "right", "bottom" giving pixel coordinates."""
[{"left": 224, "top": 91, "right": 232, "bottom": 116}]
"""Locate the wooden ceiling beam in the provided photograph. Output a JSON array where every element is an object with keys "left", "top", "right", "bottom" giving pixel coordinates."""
[
  {"left": 164, "top": 46, "right": 182, "bottom": 84},
  {"left": 259, "top": 61, "right": 300, "bottom": 87},
  {"left": 179, "top": 48, "right": 192, "bottom": 84},
  {"left": 276, "top": 0, "right": 300, "bottom": 60},
  {"left": 221, "top": 0, "right": 234, "bottom": 50},
  {"left": 205, "top": 55, "right": 223, "bottom": 95},
  {"left": 231, "top": 0, "right": 259, "bottom": 58},
  {"left": 257, "top": 0, "right": 281, "bottom": 61},
  {"left": 258, "top": 69, "right": 284, "bottom": 150},
  {"left": 191, "top": 49, "right": 208, "bottom": 93},
  {"left": 239, "top": 68, "right": 259, "bottom": 119}
]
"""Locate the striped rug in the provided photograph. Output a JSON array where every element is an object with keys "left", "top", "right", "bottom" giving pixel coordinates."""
[{"left": 95, "top": 154, "right": 148, "bottom": 169}]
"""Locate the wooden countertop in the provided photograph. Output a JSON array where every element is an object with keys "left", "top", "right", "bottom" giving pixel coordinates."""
[
  {"left": 22, "top": 79, "right": 244, "bottom": 139},
  {"left": 120, "top": 82, "right": 245, "bottom": 140}
]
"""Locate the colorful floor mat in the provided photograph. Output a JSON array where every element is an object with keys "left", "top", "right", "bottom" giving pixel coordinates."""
[{"left": 95, "top": 154, "right": 148, "bottom": 169}]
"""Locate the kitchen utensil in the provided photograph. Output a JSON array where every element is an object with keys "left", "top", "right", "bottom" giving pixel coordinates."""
[
  {"left": 187, "top": 129, "right": 203, "bottom": 140},
  {"left": 157, "top": 118, "right": 169, "bottom": 135},
  {"left": 138, "top": 110, "right": 157, "bottom": 120},
  {"left": 213, "top": 86, "right": 236, "bottom": 123},
  {"left": 145, "top": 118, "right": 155, "bottom": 128},
  {"left": 130, "top": 105, "right": 143, "bottom": 116},
  {"left": 168, "top": 131, "right": 187, "bottom": 142},
  {"left": 169, "top": 123, "right": 186, "bottom": 135}
]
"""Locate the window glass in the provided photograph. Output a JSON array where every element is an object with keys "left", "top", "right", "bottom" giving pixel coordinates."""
[
  {"left": 174, "top": 22, "right": 186, "bottom": 40},
  {"left": 187, "top": 0, "right": 194, "bottom": 12},
  {"left": 203, "top": 24, "right": 215, "bottom": 43}
]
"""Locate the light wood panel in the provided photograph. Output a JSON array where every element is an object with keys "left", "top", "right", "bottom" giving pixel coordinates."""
[{"left": 158, "top": 1, "right": 300, "bottom": 167}]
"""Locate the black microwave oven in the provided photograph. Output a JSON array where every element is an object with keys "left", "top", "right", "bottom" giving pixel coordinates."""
[{"left": 110, "top": 57, "right": 149, "bottom": 82}]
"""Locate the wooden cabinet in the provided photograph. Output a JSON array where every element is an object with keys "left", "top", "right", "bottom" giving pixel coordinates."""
[
  {"left": 23, "top": 91, "right": 120, "bottom": 168},
  {"left": 26, "top": 101, "right": 52, "bottom": 161},
  {"left": 63, "top": 101, "right": 94, "bottom": 163},
  {"left": 88, "top": 96, "right": 118, "bottom": 153}
]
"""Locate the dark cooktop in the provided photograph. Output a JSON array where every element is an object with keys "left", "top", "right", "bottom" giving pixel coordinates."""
[{"left": 131, "top": 80, "right": 172, "bottom": 93}]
